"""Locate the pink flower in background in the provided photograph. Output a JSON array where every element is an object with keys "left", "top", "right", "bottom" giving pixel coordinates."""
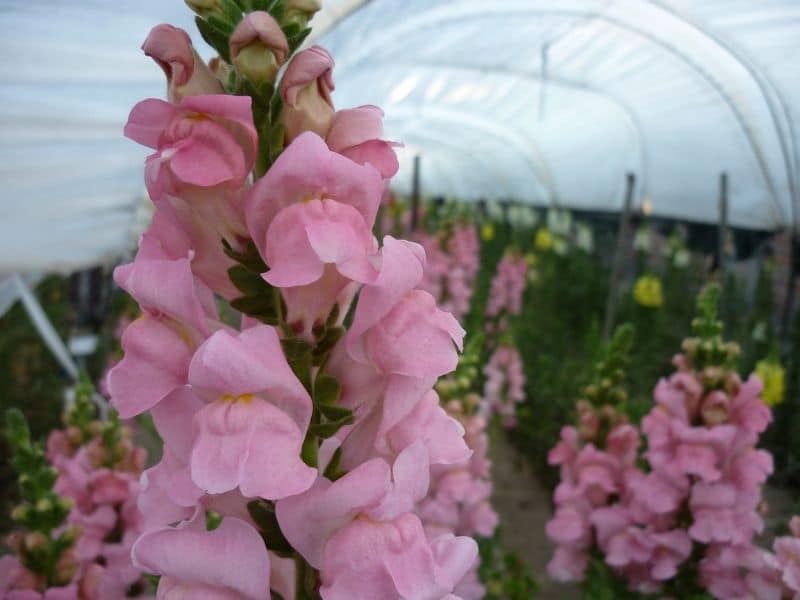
[
  {"left": 485, "top": 251, "right": 528, "bottom": 318},
  {"left": 483, "top": 345, "right": 526, "bottom": 426},
  {"left": 142, "top": 24, "right": 223, "bottom": 103}
]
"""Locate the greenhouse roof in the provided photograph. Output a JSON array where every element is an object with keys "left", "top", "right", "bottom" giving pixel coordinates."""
[{"left": 1, "top": 0, "right": 799, "bottom": 274}]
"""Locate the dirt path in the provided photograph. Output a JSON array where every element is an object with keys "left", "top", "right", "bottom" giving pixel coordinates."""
[{"left": 490, "top": 430, "right": 580, "bottom": 599}]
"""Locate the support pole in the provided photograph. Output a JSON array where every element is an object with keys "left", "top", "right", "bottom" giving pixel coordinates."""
[
  {"left": 780, "top": 231, "right": 798, "bottom": 355},
  {"left": 602, "top": 173, "right": 636, "bottom": 341},
  {"left": 718, "top": 172, "right": 729, "bottom": 298},
  {"left": 410, "top": 154, "right": 421, "bottom": 233}
]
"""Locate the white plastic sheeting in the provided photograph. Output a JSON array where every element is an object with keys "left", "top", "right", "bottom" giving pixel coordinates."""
[
  {"left": 0, "top": 1, "right": 798, "bottom": 278},
  {"left": 313, "top": 0, "right": 800, "bottom": 230}
]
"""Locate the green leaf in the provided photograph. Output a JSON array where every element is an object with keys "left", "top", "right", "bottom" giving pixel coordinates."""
[
  {"left": 323, "top": 447, "right": 344, "bottom": 481},
  {"left": 318, "top": 404, "right": 352, "bottom": 422},
  {"left": 312, "top": 327, "right": 344, "bottom": 365},
  {"left": 282, "top": 339, "right": 313, "bottom": 390},
  {"left": 222, "top": 239, "right": 267, "bottom": 273},
  {"left": 247, "top": 500, "right": 294, "bottom": 556},
  {"left": 308, "top": 413, "right": 354, "bottom": 439},
  {"left": 218, "top": 0, "right": 246, "bottom": 24},
  {"left": 228, "top": 265, "right": 268, "bottom": 295},
  {"left": 195, "top": 17, "right": 232, "bottom": 62},
  {"left": 313, "top": 375, "right": 341, "bottom": 406}
]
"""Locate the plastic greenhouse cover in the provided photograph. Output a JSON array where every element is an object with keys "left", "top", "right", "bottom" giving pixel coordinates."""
[{"left": 0, "top": 0, "right": 799, "bottom": 276}]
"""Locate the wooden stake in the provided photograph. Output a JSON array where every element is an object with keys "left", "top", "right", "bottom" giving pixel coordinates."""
[
  {"left": 602, "top": 173, "right": 636, "bottom": 341},
  {"left": 410, "top": 154, "right": 421, "bottom": 233},
  {"left": 718, "top": 172, "right": 729, "bottom": 298}
]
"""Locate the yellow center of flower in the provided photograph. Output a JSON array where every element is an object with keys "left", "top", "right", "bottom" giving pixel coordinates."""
[{"left": 221, "top": 393, "right": 255, "bottom": 404}]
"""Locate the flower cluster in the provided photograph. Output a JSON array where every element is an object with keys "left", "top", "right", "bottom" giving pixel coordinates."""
[
  {"left": 416, "top": 222, "right": 480, "bottom": 321},
  {"left": 107, "top": 5, "right": 477, "bottom": 598},
  {"left": 425, "top": 376, "right": 499, "bottom": 599},
  {"left": 482, "top": 347, "right": 526, "bottom": 428},
  {"left": 485, "top": 251, "right": 527, "bottom": 324},
  {"left": 545, "top": 288, "right": 782, "bottom": 598},
  {"left": 1, "top": 380, "right": 149, "bottom": 599}
]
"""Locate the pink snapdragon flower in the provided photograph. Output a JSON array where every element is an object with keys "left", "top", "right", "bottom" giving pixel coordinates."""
[
  {"left": 132, "top": 510, "right": 270, "bottom": 599},
  {"left": 246, "top": 132, "right": 384, "bottom": 337},
  {"left": 125, "top": 94, "right": 257, "bottom": 200},
  {"left": 280, "top": 46, "right": 336, "bottom": 142},
  {"left": 142, "top": 24, "right": 223, "bottom": 103},
  {"left": 187, "top": 325, "right": 316, "bottom": 499},
  {"left": 107, "top": 254, "right": 220, "bottom": 418},
  {"left": 482, "top": 345, "right": 526, "bottom": 426},
  {"left": 485, "top": 251, "right": 528, "bottom": 319}
]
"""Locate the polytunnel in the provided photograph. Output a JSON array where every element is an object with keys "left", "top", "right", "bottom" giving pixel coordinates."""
[
  {"left": 2, "top": 0, "right": 799, "bottom": 279},
  {"left": 4, "top": 3, "right": 800, "bottom": 598}
]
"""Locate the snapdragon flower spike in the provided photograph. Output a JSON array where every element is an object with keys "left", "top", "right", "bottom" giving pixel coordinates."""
[
  {"left": 107, "top": 254, "right": 220, "bottom": 419},
  {"left": 132, "top": 509, "right": 269, "bottom": 600},
  {"left": 187, "top": 325, "right": 317, "bottom": 499},
  {"left": 485, "top": 250, "right": 528, "bottom": 319}
]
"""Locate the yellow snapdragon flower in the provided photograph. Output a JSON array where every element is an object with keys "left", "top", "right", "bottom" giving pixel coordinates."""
[
  {"left": 480, "top": 223, "right": 495, "bottom": 241},
  {"left": 633, "top": 275, "right": 663, "bottom": 308},
  {"left": 755, "top": 359, "right": 785, "bottom": 406},
  {"left": 534, "top": 228, "right": 553, "bottom": 252}
]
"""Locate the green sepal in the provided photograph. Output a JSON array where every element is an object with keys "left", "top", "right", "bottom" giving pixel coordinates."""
[
  {"left": 282, "top": 339, "right": 313, "bottom": 391},
  {"left": 308, "top": 413, "right": 354, "bottom": 439},
  {"left": 222, "top": 239, "right": 267, "bottom": 273},
  {"left": 312, "top": 327, "right": 344, "bottom": 366},
  {"left": 230, "top": 296, "right": 279, "bottom": 324},
  {"left": 195, "top": 17, "right": 232, "bottom": 62},
  {"left": 247, "top": 500, "right": 294, "bottom": 557},
  {"left": 323, "top": 447, "right": 344, "bottom": 481},
  {"left": 228, "top": 265, "right": 269, "bottom": 296},
  {"left": 312, "top": 375, "right": 341, "bottom": 406}
]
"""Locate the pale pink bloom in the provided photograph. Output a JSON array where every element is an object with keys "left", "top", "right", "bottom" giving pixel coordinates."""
[
  {"left": 245, "top": 132, "right": 384, "bottom": 336},
  {"left": 142, "top": 24, "right": 223, "bottom": 103},
  {"left": 326, "top": 105, "right": 399, "bottom": 179},
  {"left": 485, "top": 251, "right": 528, "bottom": 318},
  {"left": 187, "top": 326, "right": 316, "bottom": 499},
  {"left": 132, "top": 511, "right": 269, "bottom": 599},
  {"left": 107, "top": 255, "right": 220, "bottom": 418},
  {"left": 775, "top": 535, "right": 800, "bottom": 594},
  {"left": 729, "top": 375, "right": 772, "bottom": 435},
  {"left": 280, "top": 46, "right": 335, "bottom": 142},
  {"left": 547, "top": 545, "right": 589, "bottom": 582},
  {"left": 318, "top": 513, "right": 476, "bottom": 600},
  {"left": 125, "top": 94, "right": 257, "bottom": 200},
  {"left": 482, "top": 345, "right": 526, "bottom": 425}
]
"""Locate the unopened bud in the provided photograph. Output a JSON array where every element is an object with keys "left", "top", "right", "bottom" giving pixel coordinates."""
[
  {"left": 230, "top": 12, "right": 289, "bottom": 84},
  {"left": 23, "top": 531, "right": 48, "bottom": 552},
  {"left": 286, "top": 0, "right": 322, "bottom": 25},
  {"left": 185, "top": 0, "right": 223, "bottom": 18}
]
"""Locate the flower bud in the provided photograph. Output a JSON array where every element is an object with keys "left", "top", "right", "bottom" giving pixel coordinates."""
[
  {"left": 230, "top": 12, "right": 289, "bottom": 84},
  {"left": 185, "top": 0, "right": 223, "bottom": 18},
  {"left": 286, "top": 0, "right": 322, "bottom": 25},
  {"left": 143, "top": 24, "right": 224, "bottom": 103},
  {"left": 23, "top": 531, "right": 48, "bottom": 552},
  {"left": 280, "top": 46, "right": 335, "bottom": 142}
]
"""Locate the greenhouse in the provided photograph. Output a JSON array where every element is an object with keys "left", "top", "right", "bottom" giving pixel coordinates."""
[{"left": 1, "top": 1, "right": 799, "bottom": 598}]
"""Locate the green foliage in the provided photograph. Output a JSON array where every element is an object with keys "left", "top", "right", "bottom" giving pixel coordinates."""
[
  {"left": 4, "top": 409, "right": 77, "bottom": 586},
  {"left": 478, "top": 532, "right": 539, "bottom": 599}
]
